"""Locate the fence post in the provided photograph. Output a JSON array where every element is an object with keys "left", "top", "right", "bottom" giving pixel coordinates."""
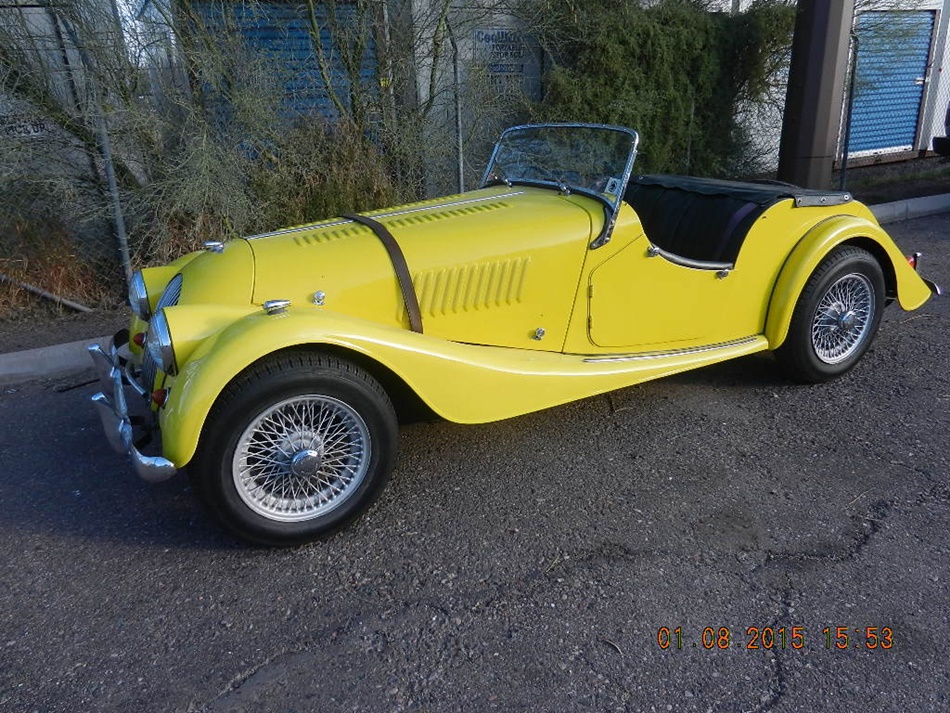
[
  {"left": 447, "top": 19, "right": 464, "bottom": 194},
  {"left": 839, "top": 33, "right": 859, "bottom": 191},
  {"left": 778, "top": 0, "right": 855, "bottom": 189},
  {"left": 59, "top": 14, "right": 133, "bottom": 287}
]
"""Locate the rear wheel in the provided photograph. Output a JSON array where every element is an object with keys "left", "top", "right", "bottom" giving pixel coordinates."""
[
  {"left": 775, "top": 246, "right": 885, "bottom": 383},
  {"left": 193, "top": 351, "right": 397, "bottom": 546}
]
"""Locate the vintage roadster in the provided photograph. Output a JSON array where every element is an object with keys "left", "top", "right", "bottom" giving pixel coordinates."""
[{"left": 89, "top": 123, "right": 939, "bottom": 545}]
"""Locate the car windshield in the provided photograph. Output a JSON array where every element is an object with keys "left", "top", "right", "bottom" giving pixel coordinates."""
[{"left": 481, "top": 124, "right": 639, "bottom": 207}]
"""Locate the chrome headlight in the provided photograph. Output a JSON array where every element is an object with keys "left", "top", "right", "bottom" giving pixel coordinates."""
[
  {"left": 129, "top": 271, "right": 150, "bottom": 320},
  {"left": 146, "top": 309, "right": 177, "bottom": 377}
]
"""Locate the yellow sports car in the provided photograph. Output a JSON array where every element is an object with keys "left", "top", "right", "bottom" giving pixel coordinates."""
[{"left": 89, "top": 123, "right": 940, "bottom": 545}]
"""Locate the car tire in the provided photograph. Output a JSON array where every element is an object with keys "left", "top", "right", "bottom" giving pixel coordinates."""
[
  {"left": 775, "top": 246, "right": 885, "bottom": 383},
  {"left": 192, "top": 351, "right": 397, "bottom": 546}
]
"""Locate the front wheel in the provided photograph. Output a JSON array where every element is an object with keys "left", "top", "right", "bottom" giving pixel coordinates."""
[
  {"left": 775, "top": 246, "right": 885, "bottom": 383},
  {"left": 192, "top": 351, "right": 397, "bottom": 546}
]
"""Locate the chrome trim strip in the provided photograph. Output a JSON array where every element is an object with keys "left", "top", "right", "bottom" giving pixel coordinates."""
[
  {"left": 147, "top": 309, "right": 177, "bottom": 377},
  {"left": 129, "top": 271, "right": 150, "bottom": 321},
  {"left": 582, "top": 336, "right": 761, "bottom": 363},
  {"left": 246, "top": 192, "right": 524, "bottom": 240},
  {"left": 155, "top": 273, "right": 182, "bottom": 311}
]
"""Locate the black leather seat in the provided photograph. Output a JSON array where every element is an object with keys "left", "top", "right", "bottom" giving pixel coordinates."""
[{"left": 623, "top": 175, "right": 803, "bottom": 265}]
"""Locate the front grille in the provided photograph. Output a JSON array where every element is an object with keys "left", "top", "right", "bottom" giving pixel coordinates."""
[
  {"left": 156, "top": 273, "right": 182, "bottom": 310},
  {"left": 141, "top": 348, "right": 157, "bottom": 390},
  {"left": 141, "top": 273, "right": 182, "bottom": 389}
]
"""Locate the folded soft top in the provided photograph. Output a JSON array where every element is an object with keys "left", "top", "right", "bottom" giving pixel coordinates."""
[{"left": 624, "top": 174, "right": 852, "bottom": 265}]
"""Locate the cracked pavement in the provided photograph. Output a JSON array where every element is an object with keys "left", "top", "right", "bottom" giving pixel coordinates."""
[{"left": 0, "top": 214, "right": 948, "bottom": 712}]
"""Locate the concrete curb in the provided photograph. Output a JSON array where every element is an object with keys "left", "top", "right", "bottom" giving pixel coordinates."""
[
  {"left": 871, "top": 193, "right": 950, "bottom": 224},
  {"left": 2, "top": 193, "right": 948, "bottom": 386},
  {"left": 0, "top": 336, "right": 108, "bottom": 387}
]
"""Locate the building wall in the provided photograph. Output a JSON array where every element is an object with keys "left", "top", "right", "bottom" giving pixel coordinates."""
[
  {"left": 0, "top": 0, "right": 127, "bottom": 258},
  {"left": 735, "top": 0, "right": 950, "bottom": 172},
  {"left": 408, "top": 0, "right": 542, "bottom": 191},
  {"left": 919, "top": 0, "right": 950, "bottom": 145}
]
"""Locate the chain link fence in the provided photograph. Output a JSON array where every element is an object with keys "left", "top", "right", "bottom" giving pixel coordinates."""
[
  {"left": 0, "top": 0, "right": 535, "bottom": 319},
  {"left": 0, "top": 2, "right": 147, "bottom": 316},
  {"left": 926, "top": 53, "right": 950, "bottom": 156}
]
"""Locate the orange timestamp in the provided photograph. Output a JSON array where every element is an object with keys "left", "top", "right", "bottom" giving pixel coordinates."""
[{"left": 656, "top": 626, "right": 894, "bottom": 651}]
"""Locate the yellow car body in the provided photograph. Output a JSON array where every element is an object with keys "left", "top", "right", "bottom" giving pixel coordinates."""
[{"left": 89, "top": 123, "right": 937, "bottom": 544}]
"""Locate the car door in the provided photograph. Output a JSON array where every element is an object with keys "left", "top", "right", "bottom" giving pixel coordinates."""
[{"left": 587, "top": 235, "right": 740, "bottom": 350}]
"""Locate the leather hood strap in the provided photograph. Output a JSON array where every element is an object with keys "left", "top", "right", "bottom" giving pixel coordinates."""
[{"left": 341, "top": 213, "right": 424, "bottom": 334}]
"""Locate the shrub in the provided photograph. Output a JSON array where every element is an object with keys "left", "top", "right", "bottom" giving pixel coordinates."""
[{"left": 525, "top": 0, "right": 796, "bottom": 176}]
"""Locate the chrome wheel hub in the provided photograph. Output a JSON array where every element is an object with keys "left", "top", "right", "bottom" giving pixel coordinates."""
[
  {"left": 290, "top": 448, "right": 324, "bottom": 477},
  {"left": 811, "top": 273, "right": 875, "bottom": 365},
  {"left": 836, "top": 310, "right": 857, "bottom": 333},
  {"left": 232, "top": 395, "right": 371, "bottom": 522}
]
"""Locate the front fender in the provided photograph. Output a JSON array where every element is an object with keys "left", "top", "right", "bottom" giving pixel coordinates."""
[
  {"left": 162, "top": 308, "right": 500, "bottom": 467},
  {"left": 160, "top": 308, "right": 377, "bottom": 468},
  {"left": 765, "top": 214, "right": 933, "bottom": 349},
  {"left": 163, "top": 307, "right": 593, "bottom": 467},
  {"left": 159, "top": 306, "right": 771, "bottom": 468}
]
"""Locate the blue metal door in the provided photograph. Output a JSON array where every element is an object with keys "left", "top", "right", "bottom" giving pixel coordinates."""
[
  {"left": 194, "top": 1, "right": 378, "bottom": 123},
  {"left": 848, "top": 11, "right": 935, "bottom": 154}
]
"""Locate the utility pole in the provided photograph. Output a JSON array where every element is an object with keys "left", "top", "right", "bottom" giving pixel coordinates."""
[{"left": 777, "top": 0, "right": 855, "bottom": 189}]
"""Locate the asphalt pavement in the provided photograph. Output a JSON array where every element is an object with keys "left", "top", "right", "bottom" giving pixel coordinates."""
[{"left": 0, "top": 213, "right": 947, "bottom": 712}]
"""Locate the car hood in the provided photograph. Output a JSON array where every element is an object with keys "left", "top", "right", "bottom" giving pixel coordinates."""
[{"left": 246, "top": 186, "right": 603, "bottom": 348}]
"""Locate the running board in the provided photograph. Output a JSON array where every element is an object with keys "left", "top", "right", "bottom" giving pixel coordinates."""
[{"left": 583, "top": 336, "right": 762, "bottom": 363}]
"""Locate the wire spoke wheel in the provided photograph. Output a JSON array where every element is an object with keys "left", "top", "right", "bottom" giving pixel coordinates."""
[
  {"left": 195, "top": 353, "right": 397, "bottom": 545},
  {"left": 775, "top": 246, "right": 885, "bottom": 383},
  {"left": 232, "top": 395, "right": 372, "bottom": 522},
  {"left": 810, "top": 273, "right": 875, "bottom": 364}
]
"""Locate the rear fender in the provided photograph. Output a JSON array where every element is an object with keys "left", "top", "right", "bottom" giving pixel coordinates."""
[{"left": 765, "top": 215, "right": 932, "bottom": 349}]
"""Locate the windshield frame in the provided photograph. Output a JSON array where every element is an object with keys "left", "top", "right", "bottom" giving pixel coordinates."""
[{"left": 480, "top": 123, "right": 640, "bottom": 248}]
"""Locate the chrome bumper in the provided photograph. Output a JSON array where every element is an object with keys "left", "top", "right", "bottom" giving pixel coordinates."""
[
  {"left": 912, "top": 252, "right": 942, "bottom": 296},
  {"left": 88, "top": 338, "right": 178, "bottom": 483}
]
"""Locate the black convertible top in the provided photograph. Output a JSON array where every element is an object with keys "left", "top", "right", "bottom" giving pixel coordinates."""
[
  {"left": 623, "top": 174, "right": 852, "bottom": 265},
  {"left": 633, "top": 174, "right": 851, "bottom": 206}
]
